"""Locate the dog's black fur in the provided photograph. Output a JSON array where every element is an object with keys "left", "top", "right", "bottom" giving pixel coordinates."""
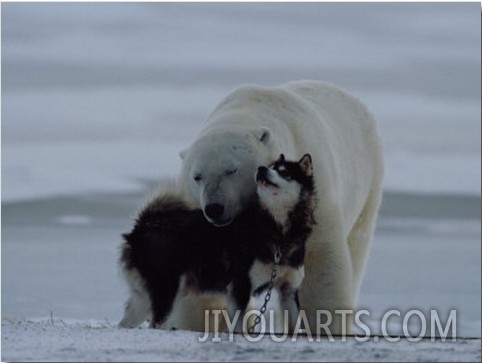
[{"left": 120, "top": 154, "right": 316, "bottom": 329}]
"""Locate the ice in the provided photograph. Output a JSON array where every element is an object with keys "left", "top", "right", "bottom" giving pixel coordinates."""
[
  {"left": 2, "top": 140, "right": 184, "bottom": 202},
  {"left": 2, "top": 3, "right": 481, "bottom": 201}
]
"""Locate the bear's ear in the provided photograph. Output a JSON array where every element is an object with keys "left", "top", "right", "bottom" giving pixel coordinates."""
[
  {"left": 299, "top": 154, "right": 313, "bottom": 177},
  {"left": 179, "top": 148, "right": 188, "bottom": 160},
  {"left": 255, "top": 127, "right": 271, "bottom": 145}
]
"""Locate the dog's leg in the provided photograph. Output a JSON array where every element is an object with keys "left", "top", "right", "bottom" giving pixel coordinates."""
[
  {"left": 228, "top": 275, "right": 252, "bottom": 333},
  {"left": 149, "top": 275, "right": 181, "bottom": 329},
  {"left": 279, "top": 283, "right": 301, "bottom": 334},
  {"left": 119, "top": 289, "right": 151, "bottom": 328},
  {"left": 226, "top": 294, "right": 243, "bottom": 334}
]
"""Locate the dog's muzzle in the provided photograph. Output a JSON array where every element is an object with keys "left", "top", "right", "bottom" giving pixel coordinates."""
[{"left": 256, "top": 166, "right": 278, "bottom": 188}]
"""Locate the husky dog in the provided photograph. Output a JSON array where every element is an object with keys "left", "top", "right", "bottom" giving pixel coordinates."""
[{"left": 119, "top": 154, "right": 316, "bottom": 332}]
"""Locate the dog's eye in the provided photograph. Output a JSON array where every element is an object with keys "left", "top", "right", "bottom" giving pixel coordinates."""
[
  {"left": 225, "top": 168, "right": 237, "bottom": 176},
  {"left": 193, "top": 174, "right": 202, "bottom": 182},
  {"left": 275, "top": 165, "right": 287, "bottom": 175}
]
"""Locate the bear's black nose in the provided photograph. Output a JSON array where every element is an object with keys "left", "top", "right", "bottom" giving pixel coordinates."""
[{"left": 205, "top": 203, "right": 225, "bottom": 220}]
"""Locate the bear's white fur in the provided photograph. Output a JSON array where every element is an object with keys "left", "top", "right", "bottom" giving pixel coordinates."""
[{"left": 173, "top": 80, "right": 383, "bottom": 334}]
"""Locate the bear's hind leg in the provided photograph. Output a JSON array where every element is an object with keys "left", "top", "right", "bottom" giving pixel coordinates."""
[{"left": 347, "top": 184, "right": 383, "bottom": 302}]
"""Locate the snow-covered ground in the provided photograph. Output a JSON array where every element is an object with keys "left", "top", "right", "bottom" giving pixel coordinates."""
[
  {"left": 1, "top": 3, "right": 481, "bottom": 361},
  {"left": 3, "top": 318, "right": 481, "bottom": 362}
]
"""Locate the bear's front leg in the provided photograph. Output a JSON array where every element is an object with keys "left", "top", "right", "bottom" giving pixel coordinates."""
[{"left": 300, "top": 229, "right": 355, "bottom": 336}]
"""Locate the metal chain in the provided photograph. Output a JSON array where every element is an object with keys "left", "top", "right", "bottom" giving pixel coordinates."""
[{"left": 248, "top": 248, "right": 282, "bottom": 334}]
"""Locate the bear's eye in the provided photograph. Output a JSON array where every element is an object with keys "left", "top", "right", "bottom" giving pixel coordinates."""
[
  {"left": 225, "top": 168, "right": 237, "bottom": 176},
  {"left": 193, "top": 174, "right": 202, "bottom": 182}
]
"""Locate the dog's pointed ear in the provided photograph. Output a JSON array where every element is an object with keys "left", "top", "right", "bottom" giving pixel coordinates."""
[
  {"left": 179, "top": 148, "right": 188, "bottom": 160},
  {"left": 279, "top": 153, "right": 286, "bottom": 163},
  {"left": 299, "top": 154, "right": 313, "bottom": 176},
  {"left": 255, "top": 127, "right": 271, "bottom": 145}
]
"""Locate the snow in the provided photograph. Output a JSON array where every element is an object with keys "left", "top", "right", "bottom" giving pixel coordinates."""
[
  {"left": 2, "top": 318, "right": 480, "bottom": 362},
  {"left": 1, "top": 2, "right": 481, "bottom": 361}
]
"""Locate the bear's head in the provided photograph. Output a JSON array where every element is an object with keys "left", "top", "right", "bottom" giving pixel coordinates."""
[{"left": 180, "top": 127, "right": 272, "bottom": 226}]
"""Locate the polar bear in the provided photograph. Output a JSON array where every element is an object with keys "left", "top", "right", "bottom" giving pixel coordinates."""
[{"left": 174, "top": 80, "right": 383, "bottom": 334}]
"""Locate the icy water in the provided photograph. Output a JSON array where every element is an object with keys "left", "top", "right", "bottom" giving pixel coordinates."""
[{"left": 2, "top": 190, "right": 480, "bottom": 337}]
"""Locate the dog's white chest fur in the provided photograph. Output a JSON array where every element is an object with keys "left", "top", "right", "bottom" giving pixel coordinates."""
[{"left": 249, "top": 259, "right": 305, "bottom": 292}]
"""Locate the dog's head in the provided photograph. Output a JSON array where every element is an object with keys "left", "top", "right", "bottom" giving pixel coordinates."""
[{"left": 255, "top": 153, "right": 314, "bottom": 224}]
